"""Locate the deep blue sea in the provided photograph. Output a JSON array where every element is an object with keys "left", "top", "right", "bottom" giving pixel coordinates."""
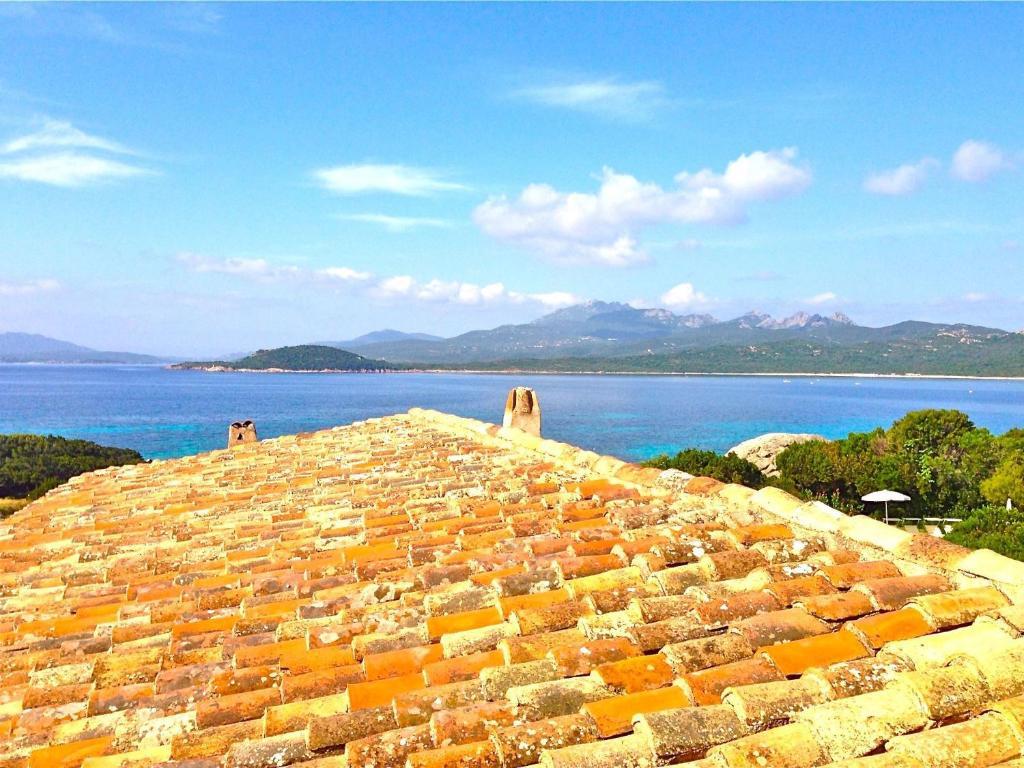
[{"left": 4, "top": 365, "right": 1024, "bottom": 461}]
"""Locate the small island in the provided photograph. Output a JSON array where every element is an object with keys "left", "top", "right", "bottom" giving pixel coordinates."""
[{"left": 172, "top": 345, "right": 401, "bottom": 373}]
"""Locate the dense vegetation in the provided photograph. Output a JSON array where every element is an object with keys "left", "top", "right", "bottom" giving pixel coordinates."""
[
  {"left": 0, "top": 434, "right": 144, "bottom": 502},
  {"left": 645, "top": 409, "right": 1024, "bottom": 559},
  {"left": 174, "top": 345, "right": 399, "bottom": 372},
  {"left": 646, "top": 448, "right": 769, "bottom": 488},
  {"left": 431, "top": 336, "right": 1024, "bottom": 376}
]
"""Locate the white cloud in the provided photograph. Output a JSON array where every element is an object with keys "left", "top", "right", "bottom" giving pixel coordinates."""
[
  {"left": 660, "top": 282, "right": 709, "bottom": 308},
  {"left": 514, "top": 77, "right": 668, "bottom": 122},
  {"left": 176, "top": 252, "right": 300, "bottom": 280},
  {"left": 863, "top": 158, "right": 938, "bottom": 196},
  {"left": 474, "top": 148, "right": 811, "bottom": 266},
  {"left": 2, "top": 119, "right": 131, "bottom": 155},
  {"left": 0, "top": 152, "right": 150, "bottom": 188},
  {"left": 315, "top": 266, "right": 371, "bottom": 282},
  {"left": 0, "top": 119, "right": 151, "bottom": 187},
  {"left": 951, "top": 140, "right": 1013, "bottom": 182},
  {"left": 806, "top": 291, "right": 838, "bottom": 305},
  {"left": 963, "top": 291, "right": 989, "bottom": 302},
  {"left": 312, "top": 163, "right": 467, "bottom": 196},
  {"left": 176, "top": 252, "right": 579, "bottom": 309},
  {"left": 372, "top": 275, "right": 580, "bottom": 308},
  {"left": 338, "top": 213, "right": 452, "bottom": 232},
  {"left": 0, "top": 278, "right": 60, "bottom": 296}
]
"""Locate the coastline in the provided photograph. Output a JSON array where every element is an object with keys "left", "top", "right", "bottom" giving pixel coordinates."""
[{"left": 163, "top": 364, "right": 1024, "bottom": 382}]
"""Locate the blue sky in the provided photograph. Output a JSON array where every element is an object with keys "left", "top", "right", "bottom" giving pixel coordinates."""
[{"left": 1, "top": 3, "right": 1022, "bottom": 356}]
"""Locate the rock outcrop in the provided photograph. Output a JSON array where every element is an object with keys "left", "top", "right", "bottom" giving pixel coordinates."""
[{"left": 729, "top": 432, "right": 828, "bottom": 476}]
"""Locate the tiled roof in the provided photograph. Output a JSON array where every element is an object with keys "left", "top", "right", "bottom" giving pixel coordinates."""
[{"left": 2, "top": 407, "right": 1024, "bottom": 768}]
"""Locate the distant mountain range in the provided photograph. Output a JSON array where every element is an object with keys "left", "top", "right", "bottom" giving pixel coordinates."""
[
  {"left": 9, "top": 301, "right": 1024, "bottom": 375},
  {"left": 319, "top": 329, "right": 443, "bottom": 349},
  {"left": 339, "top": 301, "right": 1019, "bottom": 374},
  {"left": 0, "top": 333, "right": 168, "bottom": 364}
]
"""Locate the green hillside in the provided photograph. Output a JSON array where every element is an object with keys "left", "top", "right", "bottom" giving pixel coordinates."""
[
  {"left": 174, "top": 344, "right": 398, "bottom": 372},
  {"left": 429, "top": 335, "right": 1024, "bottom": 376}
]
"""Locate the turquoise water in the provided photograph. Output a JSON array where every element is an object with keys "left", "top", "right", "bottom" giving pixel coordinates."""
[{"left": 3, "top": 365, "right": 1024, "bottom": 461}]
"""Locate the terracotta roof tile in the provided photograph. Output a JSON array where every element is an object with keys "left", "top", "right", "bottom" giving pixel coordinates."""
[{"left": 3, "top": 408, "right": 1024, "bottom": 768}]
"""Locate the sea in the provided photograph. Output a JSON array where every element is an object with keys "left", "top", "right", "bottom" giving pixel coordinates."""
[{"left": 4, "top": 365, "right": 1024, "bottom": 462}]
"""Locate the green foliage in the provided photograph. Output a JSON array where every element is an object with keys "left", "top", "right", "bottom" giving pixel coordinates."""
[
  {"left": 0, "top": 434, "right": 144, "bottom": 501},
  {"left": 981, "top": 453, "right": 1024, "bottom": 508},
  {"left": 175, "top": 345, "right": 399, "bottom": 372},
  {"left": 774, "top": 409, "right": 1001, "bottom": 519},
  {"left": 946, "top": 505, "right": 1024, "bottom": 561},
  {"left": 644, "top": 449, "right": 768, "bottom": 488}
]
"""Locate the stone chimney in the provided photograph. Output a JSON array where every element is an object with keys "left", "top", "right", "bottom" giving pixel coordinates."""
[
  {"left": 502, "top": 387, "right": 541, "bottom": 436},
  {"left": 228, "top": 420, "right": 257, "bottom": 447}
]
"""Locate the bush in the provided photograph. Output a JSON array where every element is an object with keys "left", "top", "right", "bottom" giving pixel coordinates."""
[
  {"left": 0, "top": 434, "right": 144, "bottom": 500},
  {"left": 946, "top": 504, "right": 1024, "bottom": 561},
  {"left": 644, "top": 448, "right": 768, "bottom": 488}
]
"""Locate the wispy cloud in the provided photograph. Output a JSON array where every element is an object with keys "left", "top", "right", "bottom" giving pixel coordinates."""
[
  {"left": 0, "top": 153, "right": 150, "bottom": 187},
  {"left": 175, "top": 252, "right": 578, "bottom": 309},
  {"left": 312, "top": 163, "right": 467, "bottom": 196},
  {"left": 660, "top": 282, "right": 709, "bottom": 308},
  {"left": 337, "top": 213, "right": 452, "bottom": 232},
  {"left": 513, "top": 76, "right": 670, "bottom": 122},
  {"left": 805, "top": 291, "right": 838, "bottom": 305},
  {"left": 863, "top": 157, "right": 938, "bottom": 196},
  {"left": 474, "top": 148, "right": 811, "bottom": 267},
  {"left": 0, "top": 119, "right": 152, "bottom": 187},
  {"left": 951, "top": 139, "right": 1016, "bottom": 183},
  {"left": 0, "top": 278, "right": 60, "bottom": 296}
]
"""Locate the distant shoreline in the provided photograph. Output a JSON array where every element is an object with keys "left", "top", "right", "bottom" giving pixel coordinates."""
[{"left": 164, "top": 364, "right": 1024, "bottom": 382}]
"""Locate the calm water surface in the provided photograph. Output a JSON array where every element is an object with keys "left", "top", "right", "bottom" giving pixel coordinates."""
[{"left": 3, "top": 365, "right": 1024, "bottom": 461}]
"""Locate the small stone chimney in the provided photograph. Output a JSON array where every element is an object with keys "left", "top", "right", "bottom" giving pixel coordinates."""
[
  {"left": 228, "top": 420, "right": 257, "bottom": 447},
  {"left": 502, "top": 387, "right": 541, "bottom": 436}
]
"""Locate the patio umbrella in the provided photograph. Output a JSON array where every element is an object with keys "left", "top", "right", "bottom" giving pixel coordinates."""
[{"left": 861, "top": 490, "right": 912, "bottom": 524}]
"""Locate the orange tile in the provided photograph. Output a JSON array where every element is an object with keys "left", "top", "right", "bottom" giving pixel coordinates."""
[
  {"left": 470, "top": 565, "right": 526, "bottom": 586},
  {"left": 346, "top": 672, "right": 425, "bottom": 711},
  {"left": 423, "top": 649, "right": 505, "bottom": 686},
  {"left": 549, "top": 637, "right": 640, "bottom": 676},
  {"left": 730, "top": 523, "right": 794, "bottom": 545},
  {"left": 29, "top": 736, "right": 113, "bottom": 768},
  {"left": 848, "top": 608, "right": 934, "bottom": 649},
  {"left": 498, "top": 588, "right": 570, "bottom": 617},
  {"left": 583, "top": 685, "right": 690, "bottom": 737},
  {"left": 171, "top": 615, "right": 239, "bottom": 638},
  {"left": 758, "top": 628, "right": 871, "bottom": 676},
  {"left": 406, "top": 740, "right": 500, "bottom": 768},
  {"left": 363, "top": 644, "right": 444, "bottom": 681},
  {"left": 592, "top": 653, "right": 676, "bottom": 693},
  {"left": 426, "top": 605, "right": 502, "bottom": 640},
  {"left": 797, "top": 591, "right": 875, "bottom": 621},
  {"left": 195, "top": 686, "right": 281, "bottom": 728},
  {"left": 234, "top": 638, "right": 307, "bottom": 668},
  {"left": 819, "top": 560, "right": 901, "bottom": 588},
  {"left": 279, "top": 643, "right": 356, "bottom": 674},
  {"left": 683, "top": 656, "right": 783, "bottom": 705}
]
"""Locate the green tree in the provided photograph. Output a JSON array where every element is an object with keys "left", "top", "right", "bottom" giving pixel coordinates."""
[
  {"left": 0, "top": 434, "right": 144, "bottom": 501},
  {"left": 775, "top": 441, "right": 843, "bottom": 497},
  {"left": 981, "top": 452, "right": 1024, "bottom": 509},
  {"left": 644, "top": 449, "right": 768, "bottom": 488},
  {"left": 946, "top": 505, "right": 1024, "bottom": 561}
]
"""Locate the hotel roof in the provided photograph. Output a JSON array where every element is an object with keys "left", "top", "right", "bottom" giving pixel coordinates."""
[{"left": 2, "top": 406, "right": 1024, "bottom": 768}]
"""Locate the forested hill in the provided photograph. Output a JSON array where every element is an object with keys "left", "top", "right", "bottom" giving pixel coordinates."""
[
  {"left": 173, "top": 345, "right": 399, "bottom": 372},
  {"left": 431, "top": 334, "right": 1024, "bottom": 377}
]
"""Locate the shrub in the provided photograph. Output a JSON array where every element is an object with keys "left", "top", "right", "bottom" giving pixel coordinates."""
[
  {"left": 645, "top": 448, "right": 768, "bottom": 488},
  {"left": 945, "top": 504, "right": 1024, "bottom": 561},
  {"left": 0, "top": 434, "right": 144, "bottom": 500}
]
